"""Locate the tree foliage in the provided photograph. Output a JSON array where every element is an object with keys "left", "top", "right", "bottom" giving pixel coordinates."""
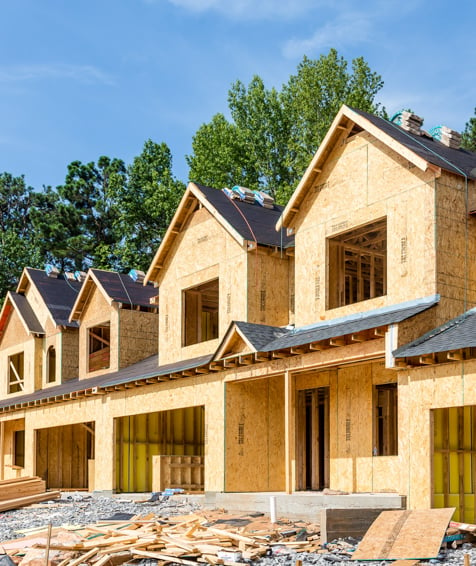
[
  {"left": 462, "top": 107, "right": 476, "bottom": 152},
  {"left": 0, "top": 140, "right": 185, "bottom": 303},
  {"left": 187, "top": 49, "right": 384, "bottom": 202}
]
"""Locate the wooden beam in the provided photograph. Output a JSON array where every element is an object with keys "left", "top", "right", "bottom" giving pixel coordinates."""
[
  {"left": 329, "top": 337, "right": 345, "bottom": 347},
  {"left": 447, "top": 350, "right": 463, "bottom": 361},
  {"left": 350, "top": 332, "right": 367, "bottom": 343},
  {"left": 419, "top": 354, "right": 435, "bottom": 365}
]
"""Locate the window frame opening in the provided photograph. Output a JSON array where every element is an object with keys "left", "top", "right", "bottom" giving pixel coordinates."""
[
  {"left": 182, "top": 279, "right": 219, "bottom": 347},
  {"left": 373, "top": 382, "right": 398, "bottom": 456},
  {"left": 46, "top": 346, "right": 56, "bottom": 383},
  {"left": 327, "top": 218, "right": 387, "bottom": 309},
  {"left": 88, "top": 323, "right": 111, "bottom": 372},
  {"left": 13, "top": 430, "right": 25, "bottom": 468},
  {"left": 8, "top": 352, "right": 25, "bottom": 393}
]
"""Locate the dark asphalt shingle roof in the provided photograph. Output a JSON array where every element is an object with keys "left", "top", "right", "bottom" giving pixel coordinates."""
[
  {"left": 0, "top": 353, "right": 214, "bottom": 410},
  {"left": 195, "top": 184, "right": 294, "bottom": 248},
  {"left": 261, "top": 295, "right": 439, "bottom": 351},
  {"left": 233, "top": 321, "right": 289, "bottom": 351},
  {"left": 91, "top": 269, "right": 158, "bottom": 307},
  {"left": 26, "top": 268, "right": 81, "bottom": 327},
  {"left": 393, "top": 308, "right": 476, "bottom": 358},
  {"left": 353, "top": 108, "right": 476, "bottom": 180},
  {"left": 9, "top": 292, "right": 44, "bottom": 335}
]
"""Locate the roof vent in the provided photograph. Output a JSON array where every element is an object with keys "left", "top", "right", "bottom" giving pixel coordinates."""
[
  {"left": 129, "top": 269, "right": 145, "bottom": 283},
  {"left": 429, "top": 125, "right": 462, "bottom": 150},
  {"left": 232, "top": 185, "right": 255, "bottom": 203},
  {"left": 399, "top": 111, "right": 424, "bottom": 135},
  {"left": 64, "top": 271, "right": 76, "bottom": 282},
  {"left": 254, "top": 190, "right": 274, "bottom": 209},
  {"left": 45, "top": 264, "right": 59, "bottom": 278},
  {"left": 74, "top": 270, "right": 87, "bottom": 282}
]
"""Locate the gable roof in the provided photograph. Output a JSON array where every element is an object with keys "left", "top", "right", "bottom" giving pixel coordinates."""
[
  {"left": 70, "top": 269, "right": 158, "bottom": 321},
  {"left": 0, "top": 292, "right": 45, "bottom": 344},
  {"left": 145, "top": 182, "right": 294, "bottom": 283},
  {"left": 393, "top": 308, "right": 476, "bottom": 359},
  {"left": 214, "top": 320, "right": 289, "bottom": 360},
  {"left": 278, "top": 105, "right": 476, "bottom": 229},
  {"left": 17, "top": 267, "right": 81, "bottom": 328}
]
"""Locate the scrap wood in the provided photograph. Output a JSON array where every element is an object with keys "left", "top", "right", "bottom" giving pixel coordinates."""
[
  {"left": 352, "top": 508, "right": 455, "bottom": 560},
  {"left": 450, "top": 521, "right": 476, "bottom": 533}
]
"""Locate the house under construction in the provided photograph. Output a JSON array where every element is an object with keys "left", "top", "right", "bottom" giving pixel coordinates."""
[{"left": 1, "top": 106, "right": 476, "bottom": 521}]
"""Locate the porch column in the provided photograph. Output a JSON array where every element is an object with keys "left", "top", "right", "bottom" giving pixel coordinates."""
[
  {"left": 284, "top": 370, "right": 295, "bottom": 494},
  {"left": 94, "top": 411, "right": 115, "bottom": 492},
  {"left": 0, "top": 421, "right": 4, "bottom": 480}
]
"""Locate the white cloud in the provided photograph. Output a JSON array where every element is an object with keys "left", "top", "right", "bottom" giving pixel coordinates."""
[
  {"left": 159, "top": 0, "right": 322, "bottom": 19},
  {"left": 0, "top": 64, "right": 114, "bottom": 86},
  {"left": 283, "top": 11, "right": 373, "bottom": 58}
]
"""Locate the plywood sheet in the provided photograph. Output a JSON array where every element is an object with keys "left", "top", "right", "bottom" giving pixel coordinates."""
[{"left": 352, "top": 508, "right": 454, "bottom": 560}]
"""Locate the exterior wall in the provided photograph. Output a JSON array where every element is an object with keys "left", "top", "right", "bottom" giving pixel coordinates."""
[
  {"left": 118, "top": 309, "right": 158, "bottom": 368},
  {"left": 435, "top": 173, "right": 476, "bottom": 321},
  {"left": 0, "top": 309, "right": 41, "bottom": 397},
  {"left": 396, "top": 360, "right": 476, "bottom": 512},
  {"left": 293, "top": 131, "right": 439, "bottom": 327},
  {"left": 78, "top": 286, "right": 118, "bottom": 379},
  {"left": 246, "top": 250, "right": 291, "bottom": 327},
  {"left": 158, "top": 206, "right": 248, "bottom": 365},
  {"left": 2, "top": 418, "right": 26, "bottom": 480},
  {"left": 15, "top": 372, "right": 225, "bottom": 492},
  {"left": 225, "top": 374, "right": 285, "bottom": 491}
]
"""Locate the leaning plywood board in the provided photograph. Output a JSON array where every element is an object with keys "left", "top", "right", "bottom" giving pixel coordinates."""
[{"left": 352, "top": 508, "right": 455, "bottom": 560}]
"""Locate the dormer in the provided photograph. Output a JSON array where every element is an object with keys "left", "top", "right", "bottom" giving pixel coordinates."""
[
  {"left": 70, "top": 269, "right": 158, "bottom": 379},
  {"left": 277, "top": 105, "right": 476, "bottom": 332},
  {"left": 0, "top": 267, "right": 81, "bottom": 397},
  {"left": 145, "top": 183, "right": 294, "bottom": 365}
]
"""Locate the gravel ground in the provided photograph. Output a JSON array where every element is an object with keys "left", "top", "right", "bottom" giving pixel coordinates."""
[{"left": 0, "top": 494, "right": 473, "bottom": 566}]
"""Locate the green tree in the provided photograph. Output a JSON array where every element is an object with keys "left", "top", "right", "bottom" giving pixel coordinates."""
[
  {"left": 0, "top": 173, "right": 43, "bottom": 303},
  {"left": 462, "top": 107, "right": 476, "bottom": 152},
  {"left": 113, "top": 140, "right": 185, "bottom": 271},
  {"left": 187, "top": 49, "right": 384, "bottom": 203}
]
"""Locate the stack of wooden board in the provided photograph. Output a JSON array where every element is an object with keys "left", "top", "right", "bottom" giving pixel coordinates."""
[
  {"left": 0, "top": 476, "right": 60, "bottom": 511},
  {"left": 0, "top": 512, "right": 321, "bottom": 565}
]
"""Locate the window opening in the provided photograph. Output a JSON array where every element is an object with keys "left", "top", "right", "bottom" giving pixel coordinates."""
[
  {"left": 13, "top": 430, "right": 25, "bottom": 468},
  {"left": 8, "top": 352, "right": 24, "bottom": 393},
  {"left": 88, "top": 323, "right": 110, "bottom": 372},
  {"left": 328, "top": 218, "right": 387, "bottom": 309},
  {"left": 46, "top": 346, "right": 56, "bottom": 383},
  {"left": 182, "top": 279, "right": 219, "bottom": 346},
  {"left": 374, "top": 383, "right": 398, "bottom": 456}
]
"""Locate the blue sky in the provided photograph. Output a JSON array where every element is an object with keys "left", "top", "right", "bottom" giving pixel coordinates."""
[{"left": 1, "top": 0, "right": 475, "bottom": 190}]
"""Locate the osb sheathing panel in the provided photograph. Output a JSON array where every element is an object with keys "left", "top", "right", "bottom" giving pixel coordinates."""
[
  {"left": 61, "top": 329, "right": 80, "bottom": 382},
  {"left": 118, "top": 309, "right": 158, "bottom": 369},
  {"left": 20, "top": 372, "right": 225, "bottom": 492},
  {"left": 78, "top": 285, "right": 118, "bottom": 379},
  {"left": 158, "top": 206, "right": 249, "bottom": 365},
  {"left": 225, "top": 374, "right": 285, "bottom": 491},
  {"left": 246, "top": 250, "right": 290, "bottom": 327},
  {"left": 292, "top": 131, "right": 438, "bottom": 327}
]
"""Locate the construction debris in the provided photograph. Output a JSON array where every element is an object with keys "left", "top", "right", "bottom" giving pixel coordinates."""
[{"left": 0, "top": 510, "right": 321, "bottom": 565}]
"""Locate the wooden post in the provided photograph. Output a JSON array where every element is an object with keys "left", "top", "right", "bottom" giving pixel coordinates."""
[
  {"left": 0, "top": 421, "right": 4, "bottom": 481},
  {"left": 284, "top": 371, "right": 295, "bottom": 494}
]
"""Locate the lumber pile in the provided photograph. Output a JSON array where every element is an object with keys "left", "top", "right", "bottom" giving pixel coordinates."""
[
  {"left": 0, "top": 477, "right": 59, "bottom": 512},
  {"left": 0, "top": 512, "right": 321, "bottom": 565}
]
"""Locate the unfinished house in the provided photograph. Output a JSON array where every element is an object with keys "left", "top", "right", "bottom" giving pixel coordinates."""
[
  {"left": 0, "top": 267, "right": 82, "bottom": 480},
  {"left": 0, "top": 105, "right": 476, "bottom": 521}
]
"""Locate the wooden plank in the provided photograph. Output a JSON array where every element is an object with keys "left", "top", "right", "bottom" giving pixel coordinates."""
[
  {"left": 351, "top": 508, "right": 455, "bottom": 560},
  {"left": 320, "top": 508, "right": 398, "bottom": 544}
]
